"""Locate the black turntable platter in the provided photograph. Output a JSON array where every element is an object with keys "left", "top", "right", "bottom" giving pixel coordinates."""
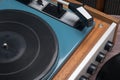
[
  {"left": 0, "top": 10, "right": 58, "bottom": 80},
  {"left": 96, "top": 53, "right": 120, "bottom": 80}
]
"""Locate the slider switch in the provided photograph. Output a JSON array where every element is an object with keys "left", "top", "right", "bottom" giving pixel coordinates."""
[
  {"left": 37, "top": 0, "right": 43, "bottom": 6},
  {"left": 42, "top": 3, "right": 66, "bottom": 18}
]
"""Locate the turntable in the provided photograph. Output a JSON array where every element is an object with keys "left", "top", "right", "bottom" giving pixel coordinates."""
[{"left": 0, "top": 0, "right": 119, "bottom": 80}]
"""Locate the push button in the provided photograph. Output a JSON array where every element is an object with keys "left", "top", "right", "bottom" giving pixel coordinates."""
[
  {"left": 79, "top": 76, "right": 89, "bottom": 80},
  {"left": 104, "top": 41, "right": 113, "bottom": 51},
  {"left": 87, "top": 63, "right": 97, "bottom": 75},
  {"left": 96, "top": 52, "right": 105, "bottom": 63}
]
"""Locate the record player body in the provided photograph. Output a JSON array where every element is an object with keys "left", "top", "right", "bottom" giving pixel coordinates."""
[
  {"left": 0, "top": 0, "right": 94, "bottom": 80},
  {"left": 0, "top": 0, "right": 119, "bottom": 80}
]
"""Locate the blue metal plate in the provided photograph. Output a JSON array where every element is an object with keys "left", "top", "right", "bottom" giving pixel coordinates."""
[{"left": 0, "top": 0, "right": 94, "bottom": 79}]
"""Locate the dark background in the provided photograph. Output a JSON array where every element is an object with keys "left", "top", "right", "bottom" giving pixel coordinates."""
[{"left": 77, "top": 0, "right": 120, "bottom": 15}]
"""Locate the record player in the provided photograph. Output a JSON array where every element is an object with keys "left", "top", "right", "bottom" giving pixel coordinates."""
[{"left": 0, "top": 0, "right": 119, "bottom": 80}]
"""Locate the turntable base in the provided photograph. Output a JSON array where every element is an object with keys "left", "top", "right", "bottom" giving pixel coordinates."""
[
  {"left": 53, "top": 0, "right": 120, "bottom": 80},
  {"left": 0, "top": 0, "right": 119, "bottom": 80}
]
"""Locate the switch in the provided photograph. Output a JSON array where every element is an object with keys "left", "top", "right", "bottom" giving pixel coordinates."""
[
  {"left": 104, "top": 41, "right": 113, "bottom": 52},
  {"left": 57, "top": 2, "right": 63, "bottom": 13},
  {"left": 37, "top": 0, "right": 43, "bottom": 6},
  {"left": 79, "top": 76, "right": 89, "bottom": 80},
  {"left": 96, "top": 52, "right": 105, "bottom": 63},
  {"left": 42, "top": 3, "right": 66, "bottom": 18},
  {"left": 87, "top": 63, "right": 97, "bottom": 75}
]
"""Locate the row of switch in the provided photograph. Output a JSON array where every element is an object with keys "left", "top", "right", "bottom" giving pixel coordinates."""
[{"left": 79, "top": 41, "right": 113, "bottom": 80}]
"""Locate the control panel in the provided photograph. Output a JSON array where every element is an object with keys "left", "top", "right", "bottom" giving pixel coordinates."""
[{"left": 68, "top": 22, "right": 116, "bottom": 80}]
